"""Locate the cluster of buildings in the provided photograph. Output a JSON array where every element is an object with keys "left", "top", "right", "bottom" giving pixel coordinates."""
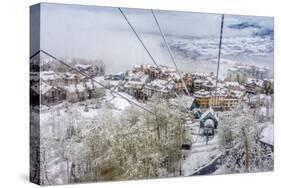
[
  {"left": 245, "top": 78, "right": 274, "bottom": 95},
  {"left": 226, "top": 64, "right": 273, "bottom": 95},
  {"left": 106, "top": 64, "right": 255, "bottom": 110},
  {"left": 194, "top": 88, "right": 243, "bottom": 110},
  {"left": 225, "top": 64, "right": 273, "bottom": 94},
  {"left": 30, "top": 64, "right": 97, "bottom": 106},
  {"left": 103, "top": 64, "right": 250, "bottom": 111},
  {"left": 117, "top": 63, "right": 272, "bottom": 111},
  {"left": 30, "top": 61, "right": 273, "bottom": 112},
  {"left": 117, "top": 64, "right": 193, "bottom": 100},
  {"left": 226, "top": 64, "right": 269, "bottom": 83},
  {"left": 192, "top": 73, "right": 244, "bottom": 110}
]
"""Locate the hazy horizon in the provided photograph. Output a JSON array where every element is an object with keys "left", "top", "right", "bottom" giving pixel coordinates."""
[{"left": 36, "top": 3, "right": 274, "bottom": 76}]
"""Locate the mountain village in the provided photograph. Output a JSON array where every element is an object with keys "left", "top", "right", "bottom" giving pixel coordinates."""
[
  {"left": 29, "top": 5, "right": 274, "bottom": 185},
  {"left": 31, "top": 62, "right": 273, "bottom": 114}
]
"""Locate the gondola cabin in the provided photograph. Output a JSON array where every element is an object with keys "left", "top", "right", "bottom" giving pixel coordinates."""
[{"left": 199, "top": 107, "right": 219, "bottom": 130}]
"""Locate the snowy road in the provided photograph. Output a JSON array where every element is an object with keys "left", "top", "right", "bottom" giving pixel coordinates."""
[{"left": 182, "top": 121, "right": 221, "bottom": 176}]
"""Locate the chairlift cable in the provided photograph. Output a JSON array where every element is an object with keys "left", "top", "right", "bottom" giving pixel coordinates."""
[
  {"left": 29, "top": 50, "right": 40, "bottom": 60},
  {"left": 38, "top": 49, "right": 156, "bottom": 116},
  {"left": 118, "top": 8, "right": 189, "bottom": 111},
  {"left": 151, "top": 9, "right": 190, "bottom": 96},
  {"left": 118, "top": 8, "right": 160, "bottom": 69}
]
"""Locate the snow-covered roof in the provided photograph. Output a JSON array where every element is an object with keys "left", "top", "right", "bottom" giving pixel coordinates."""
[
  {"left": 158, "top": 65, "right": 176, "bottom": 73},
  {"left": 200, "top": 107, "right": 219, "bottom": 122},
  {"left": 247, "top": 78, "right": 264, "bottom": 87},
  {"left": 41, "top": 71, "right": 61, "bottom": 81},
  {"left": 145, "top": 79, "right": 174, "bottom": 93},
  {"left": 263, "top": 78, "right": 273, "bottom": 83},
  {"left": 141, "top": 64, "right": 153, "bottom": 69},
  {"left": 194, "top": 79, "right": 204, "bottom": 84},
  {"left": 195, "top": 88, "right": 228, "bottom": 97},
  {"left": 229, "top": 90, "right": 244, "bottom": 98},
  {"left": 211, "top": 88, "right": 228, "bottom": 97},
  {"left": 203, "top": 81, "right": 215, "bottom": 88},
  {"left": 225, "top": 81, "right": 240, "bottom": 87},
  {"left": 259, "top": 123, "right": 274, "bottom": 146},
  {"left": 133, "top": 64, "right": 141, "bottom": 69},
  {"left": 169, "top": 72, "right": 181, "bottom": 81},
  {"left": 62, "top": 72, "right": 77, "bottom": 79},
  {"left": 127, "top": 71, "right": 148, "bottom": 82},
  {"left": 64, "top": 83, "right": 88, "bottom": 93},
  {"left": 194, "top": 89, "right": 210, "bottom": 97},
  {"left": 124, "top": 81, "right": 144, "bottom": 89},
  {"left": 74, "top": 64, "right": 92, "bottom": 70},
  {"left": 192, "top": 72, "right": 209, "bottom": 77}
]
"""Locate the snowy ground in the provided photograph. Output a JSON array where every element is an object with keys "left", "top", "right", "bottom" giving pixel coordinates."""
[
  {"left": 39, "top": 89, "right": 146, "bottom": 184},
  {"left": 38, "top": 87, "right": 274, "bottom": 184},
  {"left": 182, "top": 121, "right": 221, "bottom": 176}
]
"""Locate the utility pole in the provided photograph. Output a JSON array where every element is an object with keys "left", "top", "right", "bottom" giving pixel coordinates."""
[
  {"left": 213, "top": 14, "right": 224, "bottom": 110},
  {"left": 215, "top": 14, "right": 224, "bottom": 88}
]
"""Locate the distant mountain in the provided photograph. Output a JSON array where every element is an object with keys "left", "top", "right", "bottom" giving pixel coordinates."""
[
  {"left": 228, "top": 21, "right": 273, "bottom": 39},
  {"left": 228, "top": 22, "right": 262, "bottom": 29},
  {"left": 167, "top": 36, "right": 273, "bottom": 61}
]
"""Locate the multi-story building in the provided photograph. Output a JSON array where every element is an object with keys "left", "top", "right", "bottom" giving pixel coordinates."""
[
  {"left": 129, "top": 64, "right": 193, "bottom": 97},
  {"left": 194, "top": 90, "right": 211, "bottom": 108},
  {"left": 225, "top": 81, "right": 243, "bottom": 91},
  {"left": 224, "top": 97, "right": 239, "bottom": 109},
  {"left": 143, "top": 79, "right": 174, "bottom": 98},
  {"left": 245, "top": 78, "right": 264, "bottom": 94},
  {"left": 226, "top": 65, "right": 269, "bottom": 83},
  {"left": 31, "top": 69, "right": 96, "bottom": 105},
  {"left": 194, "top": 88, "right": 242, "bottom": 110},
  {"left": 193, "top": 79, "right": 204, "bottom": 92}
]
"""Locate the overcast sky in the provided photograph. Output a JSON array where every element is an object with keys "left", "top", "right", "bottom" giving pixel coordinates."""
[{"left": 37, "top": 3, "right": 273, "bottom": 72}]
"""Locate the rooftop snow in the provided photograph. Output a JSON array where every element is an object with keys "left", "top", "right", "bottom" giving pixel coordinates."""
[
  {"left": 225, "top": 81, "right": 240, "bottom": 87},
  {"left": 41, "top": 71, "right": 59, "bottom": 81},
  {"left": 74, "top": 64, "right": 92, "bottom": 70},
  {"left": 259, "top": 123, "right": 274, "bottom": 146},
  {"left": 145, "top": 79, "right": 174, "bottom": 92},
  {"left": 200, "top": 107, "right": 219, "bottom": 122}
]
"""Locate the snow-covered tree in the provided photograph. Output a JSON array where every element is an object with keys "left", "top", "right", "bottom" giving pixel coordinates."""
[
  {"left": 81, "top": 95, "right": 185, "bottom": 181},
  {"left": 218, "top": 103, "right": 273, "bottom": 173}
]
